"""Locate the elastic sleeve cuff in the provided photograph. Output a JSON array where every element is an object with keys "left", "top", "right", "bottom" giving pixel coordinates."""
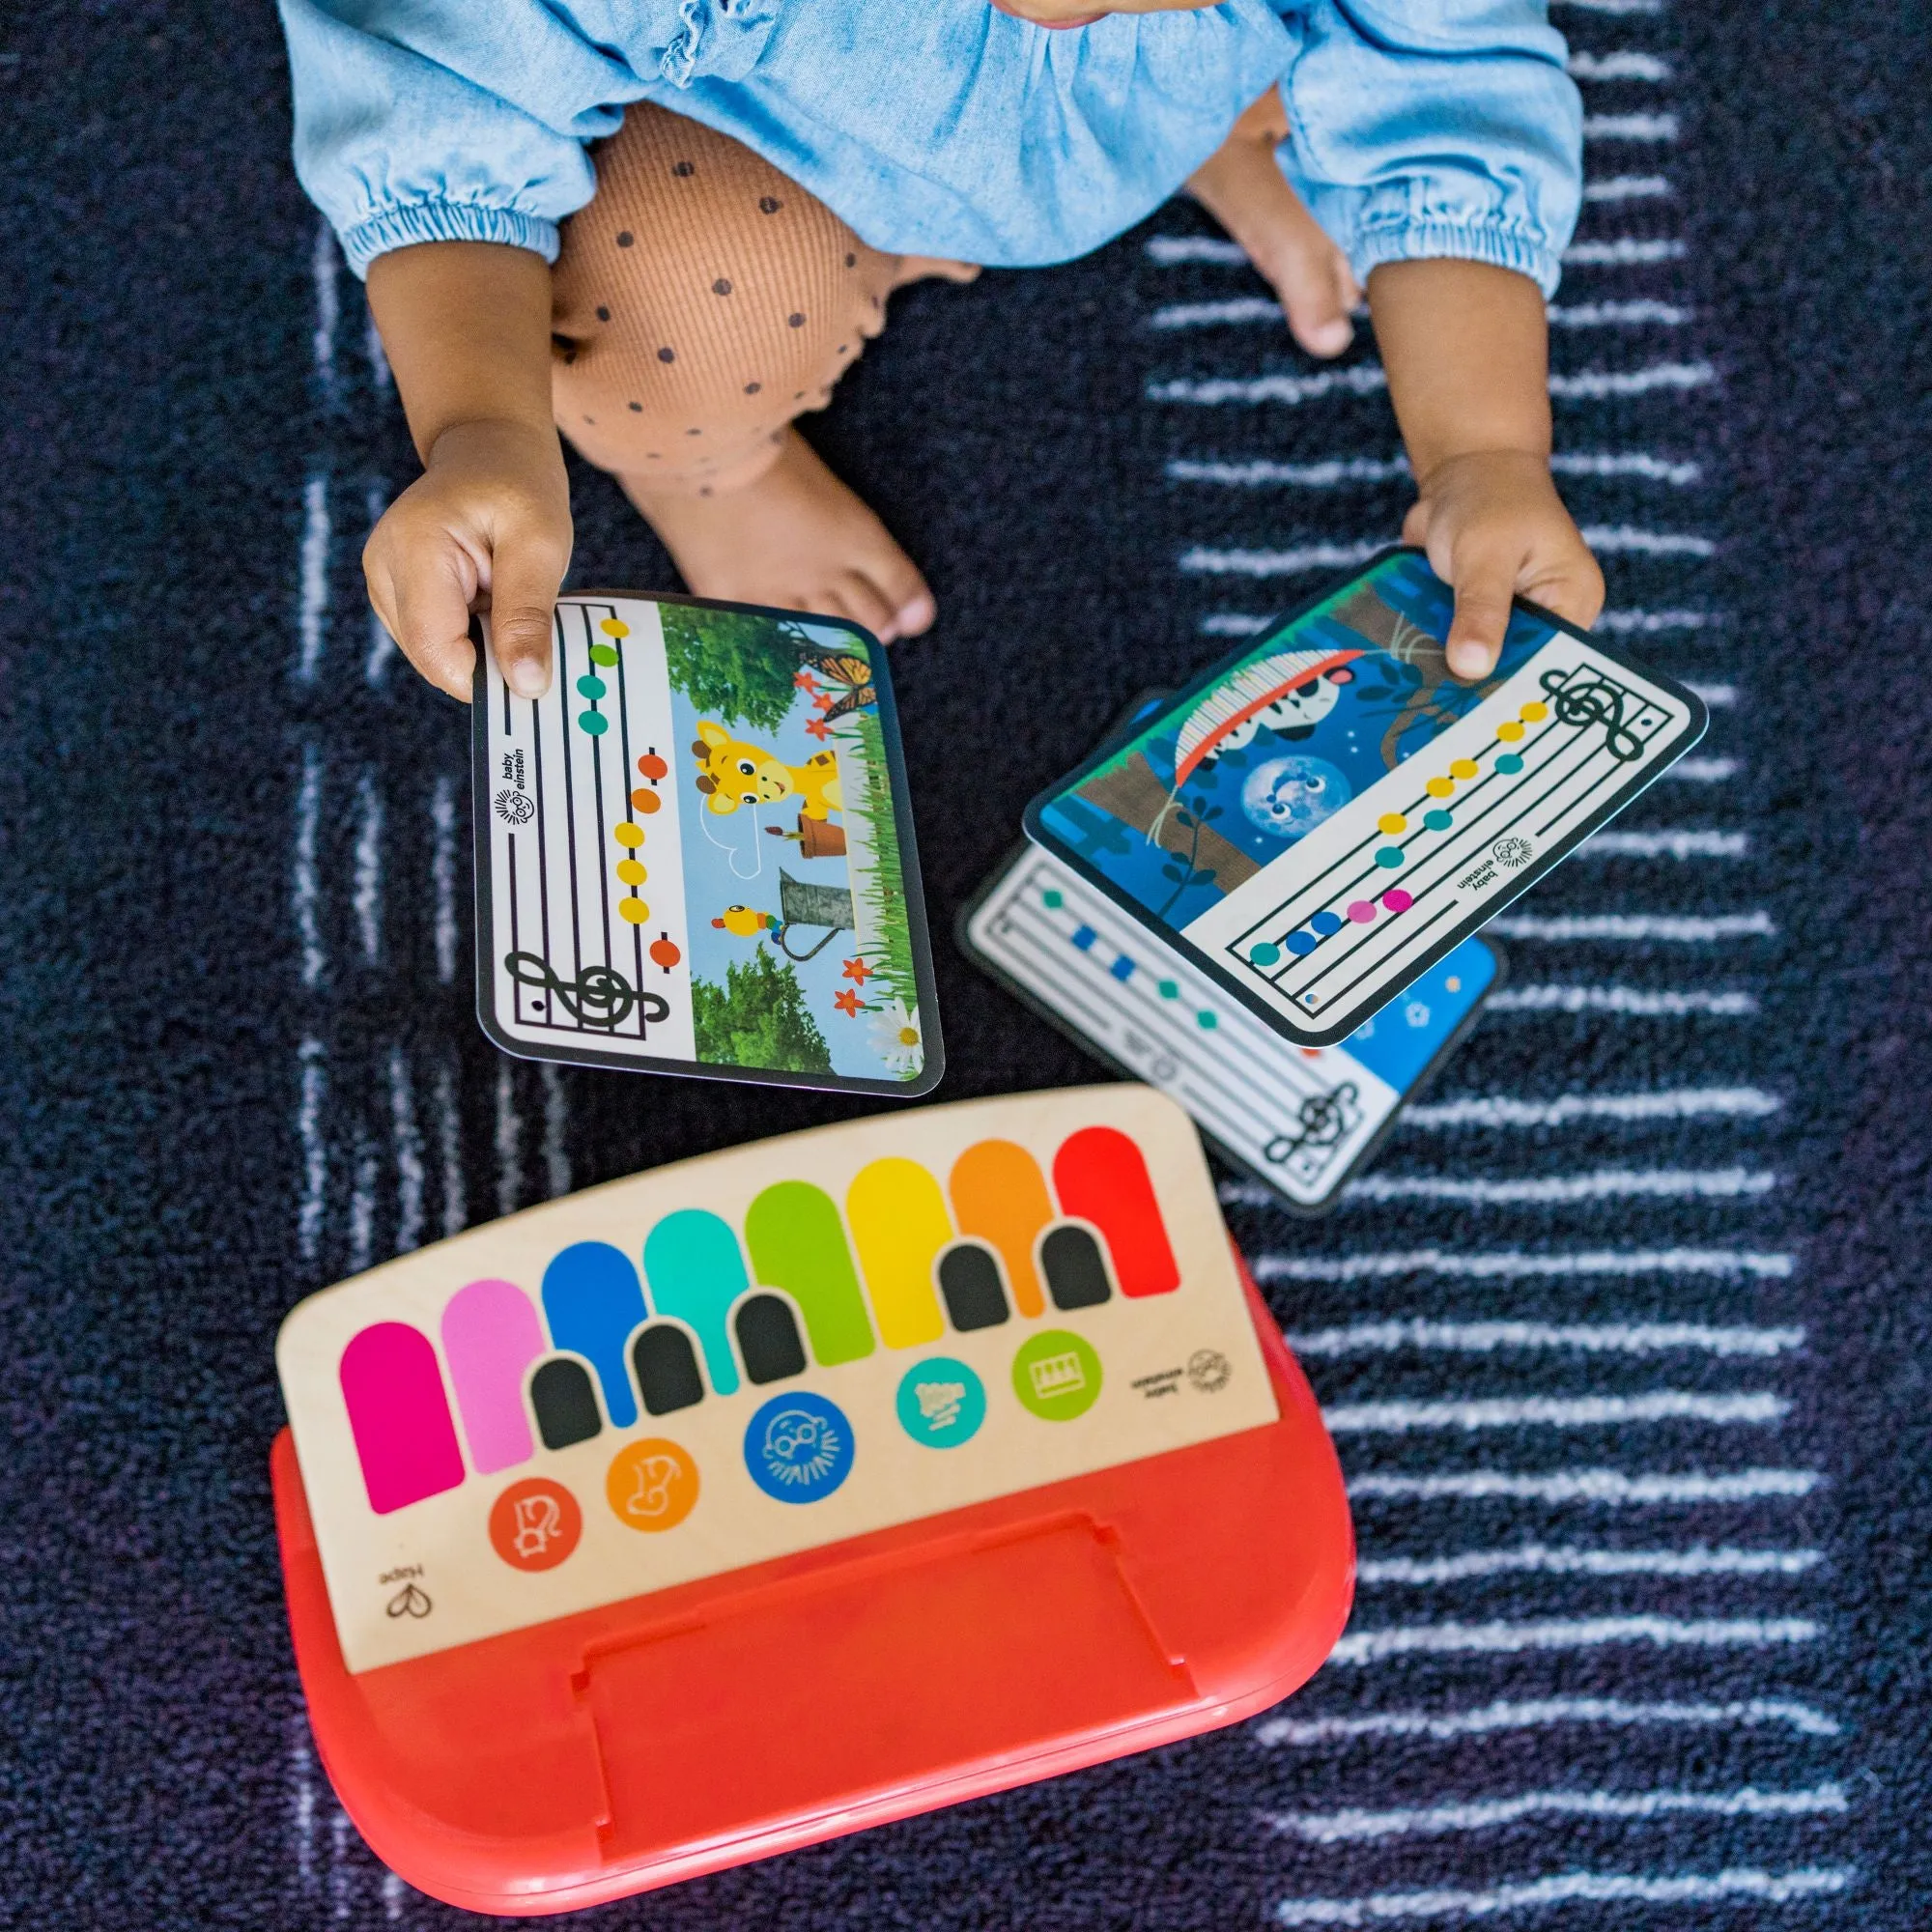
[
  {"left": 338, "top": 202, "right": 561, "bottom": 277},
  {"left": 1350, "top": 218, "right": 1562, "bottom": 299}
]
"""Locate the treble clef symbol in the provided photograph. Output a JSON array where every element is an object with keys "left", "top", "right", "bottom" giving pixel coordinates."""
[
  {"left": 1264, "top": 1082, "right": 1359, "bottom": 1163},
  {"left": 1541, "top": 668, "right": 1644, "bottom": 762},
  {"left": 504, "top": 952, "right": 668, "bottom": 1032}
]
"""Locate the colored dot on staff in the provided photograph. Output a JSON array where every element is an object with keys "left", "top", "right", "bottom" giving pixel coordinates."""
[
  {"left": 616, "top": 859, "right": 646, "bottom": 886},
  {"left": 577, "top": 674, "right": 607, "bottom": 700},
  {"left": 578, "top": 712, "right": 609, "bottom": 735},
  {"left": 618, "top": 896, "right": 649, "bottom": 923},
  {"left": 1287, "top": 932, "right": 1318, "bottom": 957},
  {"left": 1378, "top": 811, "right": 1406, "bottom": 836},
  {"left": 1426, "top": 776, "right": 1455, "bottom": 797},
  {"left": 1494, "top": 753, "right": 1524, "bottom": 775},
  {"left": 612, "top": 822, "right": 644, "bottom": 848},
  {"left": 1382, "top": 888, "right": 1413, "bottom": 913},
  {"left": 1347, "top": 900, "right": 1376, "bottom": 923},
  {"left": 1496, "top": 721, "right": 1525, "bottom": 743},
  {"left": 1449, "top": 757, "right": 1478, "bottom": 780},
  {"left": 1425, "top": 809, "right": 1453, "bottom": 831},
  {"left": 1375, "top": 846, "right": 1405, "bottom": 868},
  {"left": 599, "top": 618, "right": 631, "bottom": 638},
  {"left": 1249, "top": 942, "right": 1281, "bottom": 966},
  {"left": 588, "top": 643, "right": 620, "bottom": 667},
  {"left": 1520, "top": 700, "right": 1548, "bottom": 722}
]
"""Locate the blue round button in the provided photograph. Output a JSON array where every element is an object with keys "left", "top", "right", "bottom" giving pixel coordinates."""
[
  {"left": 743, "top": 1391, "right": 854, "bottom": 1503},
  {"left": 895, "top": 1358, "right": 987, "bottom": 1449}
]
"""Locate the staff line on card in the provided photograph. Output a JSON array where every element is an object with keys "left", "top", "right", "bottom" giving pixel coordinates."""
[
  {"left": 1329, "top": 1611, "right": 1820, "bottom": 1666},
  {"left": 1321, "top": 1390, "right": 1789, "bottom": 1435},
  {"left": 1253, "top": 1695, "right": 1843, "bottom": 1747},
  {"left": 1283, "top": 1318, "right": 1805, "bottom": 1358},
  {"left": 1266, "top": 1779, "right": 1848, "bottom": 1844},
  {"left": 1355, "top": 1542, "right": 1823, "bottom": 1585},
  {"left": 1346, "top": 1466, "right": 1823, "bottom": 1505}
]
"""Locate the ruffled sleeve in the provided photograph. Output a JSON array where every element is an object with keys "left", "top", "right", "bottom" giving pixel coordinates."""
[
  {"left": 1280, "top": 0, "right": 1583, "bottom": 297},
  {"left": 277, "top": 0, "right": 774, "bottom": 277}
]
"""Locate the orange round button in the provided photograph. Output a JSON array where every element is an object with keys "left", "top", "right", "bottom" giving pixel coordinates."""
[
  {"left": 606, "top": 1438, "right": 700, "bottom": 1533},
  {"left": 488, "top": 1477, "right": 582, "bottom": 1572}
]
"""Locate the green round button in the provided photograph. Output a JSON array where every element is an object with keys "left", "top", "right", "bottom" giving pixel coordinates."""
[{"left": 1011, "top": 1329, "right": 1103, "bottom": 1422}]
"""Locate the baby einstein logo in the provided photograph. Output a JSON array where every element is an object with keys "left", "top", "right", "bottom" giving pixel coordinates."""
[
  {"left": 1492, "top": 835, "right": 1534, "bottom": 870},
  {"left": 496, "top": 787, "right": 536, "bottom": 827},
  {"left": 746, "top": 1391, "right": 854, "bottom": 1502}
]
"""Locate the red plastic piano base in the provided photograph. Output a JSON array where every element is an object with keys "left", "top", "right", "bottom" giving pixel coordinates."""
[{"left": 273, "top": 1257, "right": 1353, "bottom": 1915}]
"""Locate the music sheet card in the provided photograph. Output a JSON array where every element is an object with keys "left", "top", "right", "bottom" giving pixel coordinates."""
[
  {"left": 1024, "top": 550, "right": 1706, "bottom": 1046},
  {"left": 474, "top": 593, "right": 942, "bottom": 1095},
  {"left": 961, "top": 845, "right": 1498, "bottom": 1212}
]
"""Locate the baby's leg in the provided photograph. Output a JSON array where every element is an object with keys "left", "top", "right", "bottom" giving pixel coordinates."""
[
  {"left": 1187, "top": 92, "right": 1360, "bottom": 360},
  {"left": 554, "top": 103, "right": 972, "bottom": 640}
]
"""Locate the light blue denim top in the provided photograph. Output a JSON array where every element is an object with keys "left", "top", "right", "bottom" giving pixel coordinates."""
[{"left": 280, "top": 0, "right": 1581, "bottom": 295}]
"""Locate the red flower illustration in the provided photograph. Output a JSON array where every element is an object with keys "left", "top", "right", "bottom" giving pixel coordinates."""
[
  {"left": 834, "top": 988, "right": 864, "bottom": 1017},
  {"left": 793, "top": 669, "right": 819, "bottom": 692},
  {"left": 803, "top": 716, "right": 832, "bottom": 741},
  {"left": 811, "top": 689, "right": 836, "bottom": 712},
  {"left": 840, "top": 957, "right": 873, "bottom": 985}
]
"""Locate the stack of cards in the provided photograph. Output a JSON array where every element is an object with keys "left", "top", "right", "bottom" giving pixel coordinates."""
[
  {"left": 475, "top": 594, "right": 942, "bottom": 1098},
  {"left": 962, "top": 550, "right": 1708, "bottom": 1211}
]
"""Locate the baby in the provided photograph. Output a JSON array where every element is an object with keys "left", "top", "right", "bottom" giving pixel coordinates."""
[{"left": 280, "top": 0, "right": 1604, "bottom": 697}]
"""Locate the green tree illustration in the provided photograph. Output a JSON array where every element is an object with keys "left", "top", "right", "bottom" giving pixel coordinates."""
[
  {"left": 692, "top": 950, "right": 834, "bottom": 1072},
  {"left": 661, "top": 606, "right": 809, "bottom": 733}
]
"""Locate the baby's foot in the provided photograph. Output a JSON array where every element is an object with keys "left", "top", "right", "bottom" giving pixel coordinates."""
[
  {"left": 1188, "top": 95, "right": 1362, "bottom": 359},
  {"left": 619, "top": 430, "right": 935, "bottom": 642}
]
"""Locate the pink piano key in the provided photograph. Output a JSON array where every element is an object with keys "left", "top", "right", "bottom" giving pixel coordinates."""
[
  {"left": 440, "top": 1279, "right": 545, "bottom": 1475},
  {"left": 338, "top": 1322, "right": 466, "bottom": 1514}
]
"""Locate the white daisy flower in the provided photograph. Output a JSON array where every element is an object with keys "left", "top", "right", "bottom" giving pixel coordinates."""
[{"left": 868, "top": 997, "right": 923, "bottom": 1072}]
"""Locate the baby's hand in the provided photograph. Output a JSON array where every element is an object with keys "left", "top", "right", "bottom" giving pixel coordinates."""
[
  {"left": 362, "top": 418, "right": 572, "bottom": 701},
  {"left": 1403, "top": 450, "right": 1604, "bottom": 680}
]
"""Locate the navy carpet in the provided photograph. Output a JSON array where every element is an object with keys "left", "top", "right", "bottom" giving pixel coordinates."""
[{"left": 5, "top": 2, "right": 1931, "bottom": 1924}]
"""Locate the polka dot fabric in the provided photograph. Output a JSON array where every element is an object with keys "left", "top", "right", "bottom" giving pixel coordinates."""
[{"left": 552, "top": 104, "right": 914, "bottom": 494}]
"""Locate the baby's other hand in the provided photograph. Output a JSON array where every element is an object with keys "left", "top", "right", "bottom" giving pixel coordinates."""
[
  {"left": 1402, "top": 451, "right": 1604, "bottom": 681},
  {"left": 363, "top": 419, "right": 572, "bottom": 701}
]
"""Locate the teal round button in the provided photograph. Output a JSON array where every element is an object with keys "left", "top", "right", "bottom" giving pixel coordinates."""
[{"left": 895, "top": 1357, "right": 987, "bottom": 1448}]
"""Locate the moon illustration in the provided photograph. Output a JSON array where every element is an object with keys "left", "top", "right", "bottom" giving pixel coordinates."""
[{"left": 1239, "top": 755, "right": 1352, "bottom": 840}]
